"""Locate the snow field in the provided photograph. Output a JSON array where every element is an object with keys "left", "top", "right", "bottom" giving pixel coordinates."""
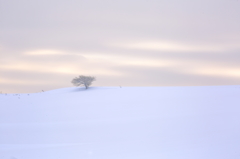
[{"left": 1, "top": 86, "right": 240, "bottom": 159}]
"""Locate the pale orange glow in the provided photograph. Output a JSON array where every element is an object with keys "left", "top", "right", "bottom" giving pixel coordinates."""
[
  {"left": 192, "top": 68, "right": 240, "bottom": 78},
  {"left": 0, "top": 77, "right": 46, "bottom": 85}
]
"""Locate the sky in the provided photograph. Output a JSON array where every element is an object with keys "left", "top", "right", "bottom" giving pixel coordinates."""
[{"left": 1, "top": 0, "right": 240, "bottom": 93}]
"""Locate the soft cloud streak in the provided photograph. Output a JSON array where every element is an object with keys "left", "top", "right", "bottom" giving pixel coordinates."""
[
  {"left": 110, "top": 40, "right": 240, "bottom": 52},
  {"left": 25, "top": 50, "right": 65, "bottom": 55}
]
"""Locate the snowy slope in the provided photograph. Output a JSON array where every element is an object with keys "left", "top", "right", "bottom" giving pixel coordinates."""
[{"left": 1, "top": 86, "right": 240, "bottom": 159}]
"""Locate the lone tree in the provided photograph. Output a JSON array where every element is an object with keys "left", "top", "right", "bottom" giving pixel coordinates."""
[{"left": 71, "top": 75, "right": 96, "bottom": 89}]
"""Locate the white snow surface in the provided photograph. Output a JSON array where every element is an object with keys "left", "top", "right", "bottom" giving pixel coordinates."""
[{"left": 1, "top": 86, "right": 240, "bottom": 159}]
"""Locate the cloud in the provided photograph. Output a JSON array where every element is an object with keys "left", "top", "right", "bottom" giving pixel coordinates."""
[
  {"left": 110, "top": 40, "right": 240, "bottom": 52},
  {"left": 2, "top": 46, "right": 240, "bottom": 93},
  {"left": 24, "top": 49, "right": 65, "bottom": 55},
  {"left": 83, "top": 53, "right": 178, "bottom": 68}
]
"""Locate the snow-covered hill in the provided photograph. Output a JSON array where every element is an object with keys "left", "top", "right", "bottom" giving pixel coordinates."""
[{"left": 1, "top": 86, "right": 240, "bottom": 159}]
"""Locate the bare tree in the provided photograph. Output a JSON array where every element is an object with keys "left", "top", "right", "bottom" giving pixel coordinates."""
[{"left": 71, "top": 75, "right": 96, "bottom": 89}]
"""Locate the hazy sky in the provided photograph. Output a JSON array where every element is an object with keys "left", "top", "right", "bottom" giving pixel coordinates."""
[{"left": 1, "top": 0, "right": 240, "bottom": 93}]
